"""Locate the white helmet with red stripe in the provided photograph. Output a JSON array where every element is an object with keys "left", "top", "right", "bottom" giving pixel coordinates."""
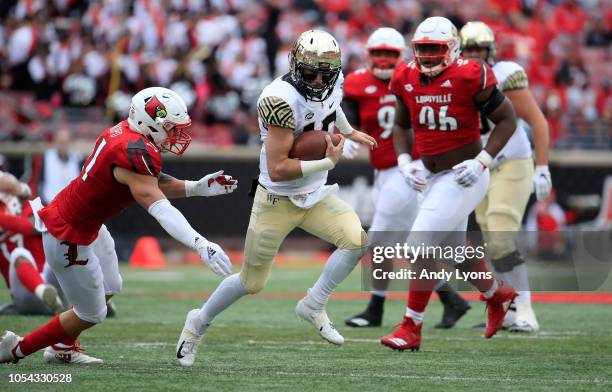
[
  {"left": 411, "top": 17, "right": 461, "bottom": 76},
  {"left": 366, "top": 27, "right": 406, "bottom": 80},
  {"left": 127, "top": 87, "right": 192, "bottom": 156}
]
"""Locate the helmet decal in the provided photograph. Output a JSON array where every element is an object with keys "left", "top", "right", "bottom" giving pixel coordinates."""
[{"left": 144, "top": 96, "right": 167, "bottom": 120}]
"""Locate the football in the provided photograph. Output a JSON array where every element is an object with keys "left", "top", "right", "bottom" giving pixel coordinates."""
[{"left": 289, "top": 130, "right": 342, "bottom": 160}]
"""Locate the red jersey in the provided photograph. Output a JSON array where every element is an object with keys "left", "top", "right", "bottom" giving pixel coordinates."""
[
  {"left": 39, "top": 121, "right": 162, "bottom": 245},
  {"left": 344, "top": 68, "right": 400, "bottom": 170},
  {"left": 389, "top": 58, "right": 497, "bottom": 156},
  {"left": 0, "top": 201, "right": 45, "bottom": 288}
]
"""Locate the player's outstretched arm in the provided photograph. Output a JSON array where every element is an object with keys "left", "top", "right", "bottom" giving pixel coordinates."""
[
  {"left": 114, "top": 166, "right": 232, "bottom": 277},
  {"left": 505, "top": 87, "right": 552, "bottom": 200},
  {"left": 476, "top": 86, "right": 517, "bottom": 158},
  {"left": 158, "top": 171, "right": 237, "bottom": 198},
  {"left": 0, "top": 172, "right": 31, "bottom": 199}
]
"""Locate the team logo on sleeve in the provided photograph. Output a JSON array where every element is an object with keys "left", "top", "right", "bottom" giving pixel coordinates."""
[{"left": 144, "top": 96, "right": 167, "bottom": 120}]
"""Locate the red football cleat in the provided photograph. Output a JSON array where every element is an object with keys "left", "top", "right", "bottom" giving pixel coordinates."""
[
  {"left": 380, "top": 317, "right": 422, "bottom": 351},
  {"left": 480, "top": 283, "right": 518, "bottom": 338}
]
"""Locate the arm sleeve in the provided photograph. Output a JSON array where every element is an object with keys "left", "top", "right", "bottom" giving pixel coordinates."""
[
  {"left": 147, "top": 199, "right": 204, "bottom": 250},
  {"left": 257, "top": 96, "right": 296, "bottom": 129},
  {"left": 125, "top": 139, "right": 162, "bottom": 177},
  {"left": 0, "top": 214, "right": 34, "bottom": 235}
]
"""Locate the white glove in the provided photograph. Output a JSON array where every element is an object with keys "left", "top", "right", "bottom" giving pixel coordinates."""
[
  {"left": 452, "top": 151, "right": 492, "bottom": 188},
  {"left": 397, "top": 154, "right": 427, "bottom": 192},
  {"left": 342, "top": 139, "right": 361, "bottom": 159},
  {"left": 185, "top": 170, "right": 237, "bottom": 197},
  {"left": 196, "top": 238, "right": 232, "bottom": 277},
  {"left": 533, "top": 165, "right": 552, "bottom": 201}
]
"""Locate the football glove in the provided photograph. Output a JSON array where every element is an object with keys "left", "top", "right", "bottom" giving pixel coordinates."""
[
  {"left": 196, "top": 238, "right": 232, "bottom": 277},
  {"left": 398, "top": 154, "right": 426, "bottom": 192},
  {"left": 533, "top": 165, "right": 552, "bottom": 201},
  {"left": 452, "top": 151, "right": 492, "bottom": 188},
  {"left": 185, "top": 170, "right": 237, "bottom": 197},
  {"left": 342, "top": 139, "right": 361, "bottom": 159}
]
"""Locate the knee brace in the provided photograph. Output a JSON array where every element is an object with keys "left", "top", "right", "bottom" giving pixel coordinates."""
[
  {"left": 492, "top": 250, "right": 525, "bottom": 273},
  {"left": 241, "top": 228, "right": 282, "bottom": 294}
]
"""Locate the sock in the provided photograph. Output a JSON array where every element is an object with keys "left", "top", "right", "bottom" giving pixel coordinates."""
[
  {"left": 15, "top": 263, "right": 44, "bottom": 294},
  {"left": 371, "top": 290, "right": 386, "bottom": 298},
  {"left": 458, "top": 258, "right": 495, "bottom": 293},
  {"left": 197, "top": 274, "right": 246, "bottom": 333},
  {"left": 406, "top": 259, "right": 437, "bottom": 314},
  {"left": 405, "top": 307, "right": 424, "bottom": 324},
  {"left": 483, "top": 280, "right": 499, "bottom": 299},
  {"left": 306, "top": 248, "right": 365, "bottom": 310},
  {"left": 16, "top": 315, "right": 74, "bottom": 357},
  {"left": 365, "top": 293, "right": 385, "bottom": 314},
  {"left": 503, "top": 264, "right": 531, "bottom": 302},
  {"left": 59, "top": 332, "right": 80, "bottom": 347}
]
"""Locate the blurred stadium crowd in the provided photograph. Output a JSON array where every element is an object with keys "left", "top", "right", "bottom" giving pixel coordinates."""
[{"left": 0, "top": 0, "right": 610, "bottom": 148}]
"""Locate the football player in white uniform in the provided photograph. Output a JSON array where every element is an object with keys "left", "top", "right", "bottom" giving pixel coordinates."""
[
  {"left": 461, "top": 21, "right": 552, "bottom": 332},
  {"left": 176, "top": 30, "right": 376, "bottom": 367}
]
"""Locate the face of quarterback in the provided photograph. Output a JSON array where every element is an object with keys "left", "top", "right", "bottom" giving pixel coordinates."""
[
  {"left": 300, "top": 66, "right": 338, "bottom": 91},
  {"left": 462, "top": 46, "right": 488, "bottom": 62}
]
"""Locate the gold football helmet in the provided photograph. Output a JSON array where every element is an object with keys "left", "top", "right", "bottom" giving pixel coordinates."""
[
  {"left": 459, "top": 21, "right": 496, "bottom": 65},
  {"left": 289, "top": 30, "right": 341, "bottom": 102}
]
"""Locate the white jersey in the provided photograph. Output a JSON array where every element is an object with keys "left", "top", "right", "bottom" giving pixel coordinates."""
[
  {"left": 256, "top": 73, "right": 344, "bottom": 196},
  {"left": 482, "top": 61, "right": 532, "bottom": 168}
]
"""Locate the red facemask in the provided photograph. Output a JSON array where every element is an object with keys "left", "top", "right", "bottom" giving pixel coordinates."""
[{"left": 160, "top": 120, "right": 192, "bottom": 156}]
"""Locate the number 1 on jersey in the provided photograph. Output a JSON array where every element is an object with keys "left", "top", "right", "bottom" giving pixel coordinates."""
[{"left": 82, "top": 138, "right": 107, "bottom": 181}]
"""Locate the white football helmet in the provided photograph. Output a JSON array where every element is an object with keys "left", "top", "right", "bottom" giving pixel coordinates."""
[
  {"left": 366, "top": 27, "right": 406, "bottom": 80},
  {"left": 0, "top": 193, "right": 21, "bottom": 216},
  {"left": 127, "top": 87, "right": 192, "bottom": 155},
  {"left": 411, "top": 17, "right": 461, "bottom": 76}
]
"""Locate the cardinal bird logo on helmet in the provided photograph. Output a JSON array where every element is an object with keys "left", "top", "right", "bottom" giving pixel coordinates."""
[{"left": 144, "top": 96, "right": 167, "bottom": 120}]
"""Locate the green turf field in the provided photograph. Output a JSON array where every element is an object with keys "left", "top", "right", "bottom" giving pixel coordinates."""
[{"left": 1, "top": 264, "right": 611, "bottom": 391}]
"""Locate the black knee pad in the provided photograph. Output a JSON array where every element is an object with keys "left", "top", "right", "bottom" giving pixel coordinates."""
[{"left": 492, "top": 251, "right": 525, "bottom": 273}]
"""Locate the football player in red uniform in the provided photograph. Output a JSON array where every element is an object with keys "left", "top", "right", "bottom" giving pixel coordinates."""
[
  {"left": 342, "top": 27, "right": 470, "bottom": 329},
  {"left": 379, "top": 17, "right": 518, "bottom": 351},
  {"left": 0, "top": 194, "right": 64, "bottom": 316},
  {"left": 0, "top": 87, "right": 238, "bottom": 364}
]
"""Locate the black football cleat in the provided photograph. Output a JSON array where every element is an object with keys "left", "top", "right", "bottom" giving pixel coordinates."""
[
  {"left": 345, "top": 295, "right": 384, "bottom": 327},
  {"left": 435, "top": 283, "right": 471, "bottom": 329}
]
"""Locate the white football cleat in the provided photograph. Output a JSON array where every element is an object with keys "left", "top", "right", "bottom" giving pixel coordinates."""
[
  {"left": 37, "top": 284, "right": 64, "bottom": 315},
  {"left": 295, "top": 298, "right": 344, "bottom": 345},
  {"left": 0, "top": 331, "right": 22, "bottom": 363},
  {"left": 509, "top": 301, "right": 539, "bottom": 333},
  {"left": 43, "top": 343, "right": 103, "bottom": 364},
  {"left": 176, "top": 309, "right": 206, "bottom": 367}
]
